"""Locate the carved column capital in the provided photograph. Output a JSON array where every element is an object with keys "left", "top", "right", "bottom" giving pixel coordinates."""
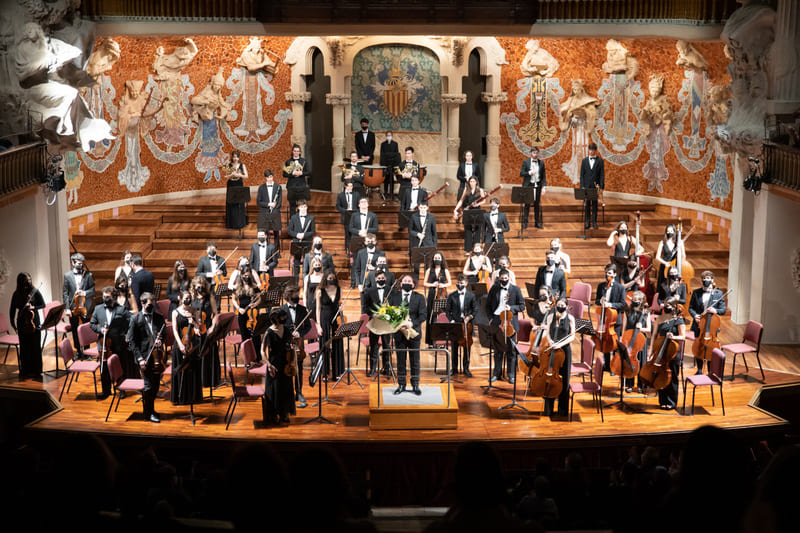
[
  {"left": 326, "top": 93, "right": 351, "bottom": 105},
  {"left": 486, "top": 135, "right": 502, "bottom": 147},
  {"left": 441, "top": 93, "right": 467, "bottom": 105},
  {"left": 285, "top": 92, "right": 311, "bottom": 103},
  {"left": 290, "top": 135, "right": 307, "bottom": 147},
  {"left": 447, "top": 137, "right": 461, "bottom": 149},
  {"left": 481, "top": 92, "right": 508, "bottom": 104},
  {"left": 332, "top": 137, "right": 345, "bottom": 151}
]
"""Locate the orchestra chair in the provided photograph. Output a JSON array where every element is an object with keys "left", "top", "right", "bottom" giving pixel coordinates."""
[
  {"left": 649, "top": 293, "right": 662, "bottom": 314},
  {"left": 219, "top": 312, "right": 243, "bottom": 368},
  {"left": 273, "top": 269, "right": 291, "bottom": 278},
  {"left": 566, "top": 298, "right": 585, "bottom": 323},
  {"left": 569, "top": 354, "right": 605, "bottom": 422},
  {"left": 722, "top": 320, "right": 765, "bottom": 382},
  {"left": 432, "top": 312, "right": 450, "bottom": 374},
  {"left": 682, "top": 348, "right": 725, "bottom": 416},
  {"left": 303, "top": 318, "right": 321, "bottom": 362},
  {"left": 569, "top": 282, "right": 592, "bottom": 318},
  {"left": 571, "top": 337, "right": 595, "bottom": 383},
  {"left": 516, "top": 318, "right": 534, "bottom": 354},
  {"left": 156, "top": 299, "right": 171, "bottom": 322},
  {"left": 0, "top": 312, "right": 20, "bottom": 365},
  {"left": 241, "top": 338, "right": 266, "bottom": 385},
  {"left": 76, "top": 322, "right": 100, "bottom": 360},
  {"left": 224, "top": 362, "right": 264, "bottom": 430},
  {"left": 151, "top": 282, "right": 162, "bottom": 301},
  {"left": 58, "top": 338, "right": 100, "bottom": 401},
  {"left": 105, "top": 353, "right": 145, "bottom": 422},
  {"left": 355, "top": 313, "right": 371, "bottom": 368}
]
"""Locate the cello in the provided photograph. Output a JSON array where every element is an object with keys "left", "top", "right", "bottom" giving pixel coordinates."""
[
  {"left": 639, "top": 306, "right": 683, "bottom": 390},
  {"left": 519, "top": 297, "right": 554, "bottom": 375},
  {"left": 595, "top": 301, "right": 618, "bottom": 354},
  {"left": 691, "top": 288, "right": 732, "bottom": 362},
  {"left": 529, "top": 335, "right": 569, "bottom": 399},
  {"left": 613, "top": 305, "right": 647, "bottom": 378}
]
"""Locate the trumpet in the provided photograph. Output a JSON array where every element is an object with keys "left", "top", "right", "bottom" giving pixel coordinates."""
[{"left": 283, "top": 160, "right": 303, "bottom": 175}]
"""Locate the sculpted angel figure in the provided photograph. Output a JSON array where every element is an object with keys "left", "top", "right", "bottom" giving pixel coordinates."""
[
  {"left": 152, "top": 37, "right": 198, "bottom": 81},
  {"left": 86, "top": 38, "right": 121, "bottom": 81},
  {"left": 559, "top": 80, "right": 599, "bottom": 133},
  {"left": 675, "top": 40, "right": 709, "bottom": 72},
  {"left": 190, "top": 67, "right": 231, "bottom": 122},
  {"left": 520, "top": 39, "right": 559, "bottom": 78},
  {"left": 236, "top": 37, "right": 277, "bottom": 73},
  {"left": 704, "top": 85, "right": 732, "bottom": 126},
  {"left": 639, "top": 75, "right": 674, "bottom": 136},
  {"left": 602, "top": 39, "right": 639, "bottom": 81}
]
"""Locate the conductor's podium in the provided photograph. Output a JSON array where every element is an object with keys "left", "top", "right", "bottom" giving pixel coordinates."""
[{"left": 369, "top": 382, "right": 458, "bottom": 430}]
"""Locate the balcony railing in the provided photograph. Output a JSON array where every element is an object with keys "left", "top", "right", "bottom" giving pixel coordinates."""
[
  {"left": 0, "top": 142, "right": 47, "bottom": 197},
  {"left": 764, "top": 142, "right": 800, "bottom": 192}
]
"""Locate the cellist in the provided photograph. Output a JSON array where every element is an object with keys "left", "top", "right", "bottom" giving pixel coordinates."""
[
  {"left": 540, "top": 297, "right": 575, "bottom": 417},
  {"left": 619, "top": 290, "right": 651, "bottom": 393},
  {"left": 445, "top": 274, "right": 477, "bottom": 377},
  {"left": 648, "top": 296, "right": 686, "bottom": 410},
  {"left": 688, "top": 271, "right": 726, "bottom": 375},
  {"left": 595, "top": 264, "right": 625, "bottom": 371}
]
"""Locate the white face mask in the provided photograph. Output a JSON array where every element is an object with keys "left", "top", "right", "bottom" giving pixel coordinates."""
[{"left": 387, "top": 136, "right": 392, "bottom": 141}]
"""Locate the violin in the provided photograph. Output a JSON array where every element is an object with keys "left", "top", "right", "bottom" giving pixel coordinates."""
[
  {"left": 18, "top": 284, "right": 41, "bottom": 336},
  {"left": 498, "top": 290, "right": 516, "bottom": 338},
  {"left": 638, "top": 309, "right": 683, "bottom": 390},
  {"left": 197, "top": 310, "right": 208, "bottom": 335},
  {"left": 180, "top": 312, "right": 197, "bottom": 355},
  {"left": 246, "top": 307, "right": 259, "bottom": 331},
  {"left": 73, "top": 292, "right": 88, "bottom": 324},
  {"left": 529, "top": 336, "right": 567, "bottom": 399},
  {"left": 613, "top": 308, "right": 647, "bottom": 378},
  {"left": 145, "top": 323, "right": 167, "bottom": 373},
  {"left": 595, "top": 301, "right": 619, "bottom": 354}
]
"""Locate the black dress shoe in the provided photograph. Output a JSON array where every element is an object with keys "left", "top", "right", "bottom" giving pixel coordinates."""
[
  {"left": 585, "top": 223, "right": 591, "bottom": 229},
  {"left": 149, "top": 414, "right": 161, "bottom": 423},
  {"left": 296, "top": 393, "right": 306, "bottom": 403},
  {"left": 490, "top": 374, "right": 500, "bottom": 383},
  {"left": 592, "top": 223, "right": 598, "bottom": 229},
  {"left": 464, "top": 370, "right": 473, "bottom": 378},
  {"left": 412, "top": 385, "right": 422, "bottom": 396},
  {"left": 297, "top": 401, "right": 308, "bottom": 408},
  {"left": 393, "top": 385, "right": 405, "bottom": 395},
  {"left": 367, "top": 369, "right": 377, "bottom": 377},
  {"left": 535, "top": 223, "right": 543, "bottom": 229},
  {"left": 96, "top": 393, "right": 110, "bottom": 400},
  {"left": 508, "top": 377, "right": 516, "bottom": 384}
]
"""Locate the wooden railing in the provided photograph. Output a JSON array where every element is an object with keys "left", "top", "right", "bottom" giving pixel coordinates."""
[
  {"left": 0, "top": 142, "right": 46, "bottom": 197},
  {"left": 764, "top": 142, "right": 800, "bottom": 191},
  {"left": 537, "top": 0, "right": 738, "bottom": 23},
  {"left": 81, "top": 0, "right": 257, "bottom": 20}
]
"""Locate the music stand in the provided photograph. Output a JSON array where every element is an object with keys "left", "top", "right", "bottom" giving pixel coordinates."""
[
  {"left": 227, "top": 187, "right": 252, "bottom": 240},
  {"left": 258, "top": 210, "right": 282, "bottom": 248},
  {"left": 431, "top": 322, "right": 463, "bottom": 385},
  {"left": 410, "top": 246, "right": 437, "bottom": 272},
  {"left": 610, "top": 255, "right": 631, "bottom": 275},
  {"left": 216, "top": 283, "right": 233, "bottom": 312},
  {"left": 498, "top": 335, "right": 531, "bottom": 413},
  {"left": 332, "top": 320, "right": 365, "bottom": 390},
  {"left": 398, "top": 209, "right": 414, "bottom": 230},
  {"left": 200, "top": 313, "right": 235, "bottom": 405},
  {"left": 524, "top": 298, "right": 542, "bottom": 320},
  {"left": 574, "top": 188, "right": 598, "bottom": 240},
  {"left": 486, "top": 242, "right": 509, "bottom": 269},
  {"left": 468, "top": 282, "right": 488, "bottom": 298},
  {"left": 511, "top": 186, "right": 535, "bottom": 240},
  {"left": 305, "top": 353, "right": 336, "bottom": 424},
  {"left": 267, "top": 277, "right": 293, "bottom": 303},
  {"left": 40, "top": 304, "right": 66, "bottom": 377},
  {"left": 477, "top": 323, "right": 501, "bottom": 393}
]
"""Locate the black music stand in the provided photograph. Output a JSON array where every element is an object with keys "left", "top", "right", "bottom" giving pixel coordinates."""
[
  {"left": 398, "top": 209, "right": 414, "bottom": 230},
  {"left": 410, "top": 246, "right": 437, "bottom": 273},
  {"left": 215, "top": 283, "right": 233, "bottom": 312},
  {"left": 498, "top": 336, "right": 531, "bottom": 414},
  {"left": 468, "top": 282, "right": 488, "bottom": 298},
  {"left": 267, "top": 277, "right": 293, "bottom": 304},
  {"left": 332, "top": 320, "right": 365, "bottom": 390},
  {"left": 40, "top": 304, "right": 66, "bottom": 377},
  {"left": 486, "top": 243, "right": 509, "bottom": 270},
  {"left": 200, "top": 313, "right": 235, "bottom": 405},
  {"left": 227, "top": 187, "right": 252, "bottom": 240},
  {"left": 462, "top": 208, "right": 484, "bottom": 231},
  {"left": 258, "top": 210, "right": 282, "bottom": 249},
  {"left": 525, "top": 282, "right": 539, "bottom": 300},
  {"left": 305, "top": 353, "right": 336, "bottom": 424},
  {"left": 431, "top": 322, "right": 463, "bottom": 384},
  {"left": 574, "top": 187, "right": 598, "bottom": 240},
  {"left": 511, "top": 186, "right": 535, "bottom": 240},
  {"left": 524, "top": 298, "right": 542, "bottom": 321},
  {"left": 477, "top": 323, "right": 502, "bottom": 393}
]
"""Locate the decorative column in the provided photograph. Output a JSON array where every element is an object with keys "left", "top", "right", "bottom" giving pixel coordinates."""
[
  {"left": 768, "top": 0, "right": 800, "bottom": 114},
  {"left": 326, "top": 93, "right": 351, "bottom": 181},
  {"left": 285, "top": 91, "right": 311, "bottom": 150},
  {"left": 442, "top": 93, "right": 466, "bottom": 163},
  {"left": 481, "top": 91, "right": 508, "bottom": 189}
]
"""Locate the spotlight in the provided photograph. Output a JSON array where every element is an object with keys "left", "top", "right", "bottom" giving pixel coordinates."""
[{"left": 744, "top": 156, "right": 762, "bottom": 194}]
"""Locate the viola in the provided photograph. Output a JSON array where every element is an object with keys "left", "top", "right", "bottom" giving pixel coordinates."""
[
  {"left": 246, "top": 307, "right": 258, "bottom": 331},
  {"left": 595, "top": 303, "right": 618, "bottom": 354},
  {"left": 285, "top": 340, "right": 302, "bottom": 377},
  {"left": 181, "top": 313, "right": 197, "bottom": 355},
  {"left": 613, "top": 310, "right": 647, "bottom": 378},
  {"left": 529, "top": 338, "right": 567, "bottom": 399},
  {"left": 18, "top": 285, "right": 40, "bottom": 336},
  {"left": 459, "top": 319, "right": 474, "bottom": 351},
  {"left": 520, "top": 301, "right": 554, "bottom": 375},
  {"left": 146, "top": 323, "right": 167, "bottom": 373}
]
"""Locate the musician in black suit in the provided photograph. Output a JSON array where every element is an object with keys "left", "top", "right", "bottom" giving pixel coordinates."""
[
  {"left": 486, "top": 270, "right": 525, "bottom": 383},
  {"left": 389, "top": 274, "right": 427, "bottom": 395},
  {"left": 483, "top": 198, "right": 510, "bottom": 244},
  {"left": 688, "top": 270, "right": 727, "bottom": 374},
  {"left": 579, "top": 142, "right": 604, "bottom": 229},
  {"left": 250, "top": 230, "right": 279, "bottom": 280},
  {"left": 456, "top": 150, "right": 482, "bottom": 200},
  {"left": 196, "top": 242, "right": 228, "bottom": 291},
  {"left": 62, "top": 252, "right": 95, "bottom": 360},
  {"left": 408, "top": 202, "right": 438, "bottom": 275},
  {"left": 279, "top": 285, "right": 312, "bottom": 407},
  {"left": 379, "top": 130, "right": 401, "bottom": 195},
  {"left": 595, "top": 263, "right": 626, "bottom": 370},
  {"left": 129, "top": 254, "right": 154, "bottom": 309},
  {"left": 354, "top": 118, "right": 375, "bottom": 164},
  {"left": 302, "top": 236, "right": 335, "bottom": 277},
  {"left": 363, "top": 256, "right": 395, "bottom": 292},
  {"left": 446, "top": 274, "right": 477, "bottom": 377},
  {"left": 396, "top": 146, "right": 421, "bottom": 197},
  {"left": 256, "top": 169, "right": 283, "bottom": 248},
  {"left": 287, "top": 199, "right": 315, "bottom": 279},
  {"left": 126, "top": 292, "right": 166, "bottom": 423},
  {"left": 362, "top": 269, "right": 395, "bottom": 377},
  {"left": 283, "top": 144, "right": 310, "bottom": 215},
  {"left": 533, "top": 249, "right": 567, "bottom": 300},
  {"left": 90, "top": 286, "right": 132, "bottom": 398},
  {"left": 341, "top": 150, "right": 364, "bottom": 187},
  {"left": 519, "top": 146, "right": 547, "bottom": 229},
  {"left": 400, "top": 174, "right": 427, "bottom": 212},
  {"left": 353, "top": 233, "right": 385, "bottom": 290},
  {"left": 336, "top": 179, "right": 360, "bottom": 250},
  {"left": 348, "top": 197, "right": 379, "bottom": 240}
]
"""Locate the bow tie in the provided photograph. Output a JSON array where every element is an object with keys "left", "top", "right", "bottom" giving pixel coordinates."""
[
  {"left": 267, "top": 184, "right": 273, "bottom": 187},
  {"left": 289, "top": 305, "right": 296, "bottom": 309},
  {"left": 590, "top": 157, "right": 596, "bottom": 160},
  {"left": 260, "top": 243, "right": 266, "bottom": 247},
  {"left": 361, "top": 213, "right": 367, "bottom": 216},
  {"left": 491, "top": 212, "right": 498, "bottom": 216},
  {"left": 412, "top": 188, "right": 419, "bottom": 191}
]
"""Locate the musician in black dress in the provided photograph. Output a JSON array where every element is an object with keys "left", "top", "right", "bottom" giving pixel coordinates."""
[
  {"left": 283, "top": 144, "right": 310, "bottom": 215},
  {"left": 688, "top": 271, "right": 726, "bottom": 374},
  {"left": 262, "top": 308, "right": 296, "bottom": 424},
  {"left": 619, "top": 291, "right": 651, "bottom": 392},
  {"left": 620, "top": 256, "right": 647, "bottom": 296},
  {"left": 540, "top": 297, "right": 575, "bottom": 417},
  {"left": 607, "top": 221, "right": 642, "bottom": 258},
  {"left": 483, "top": 198, "right": 510, "bottom": 244},
  {"left": 114, "top": 274, "right": 137, "bottom": 313},
  {"left": 462, "top": 243, "right": 491, "bottom": 285},
  {"left": 453, "top": 176, "right": 485, "bottom": 254},
  {"left": 126, "top": 293, "right": 166, "bottom": 423},
  {"left": 456, "top": 150, "right": 482, "bottom": 200},
  {"left": 166, "top": 260, "right": 191, "bottom": 316},
  {"left": 225, "top": 150, "right": 248, "bottom": 231},
  {"left": 232, "top": 266, "right": 263, "bottom": 363},
  {"left": 190, "top": 276, "right": 219, "bottom": 388},
  {"left": 316, "top": 271, "right": 344, "bottom": 380},
  {"left": 171, "top": 290, "right": 202, "bottom": 406},
  {"left": 520, "top": 146, "right": 546, "bottom": 229},
  {"left": 423, "top": 252, "right": 452, "bottom": 346},
  {"left": 654, "top": 224, "right": 685, "bottom": 290},
  {"left": 280, "top": 285, "right": 312, "bottom": 407},
  {"left": 657, "top": 266, "right": 687, "bottom": 307},
  {"left": 486, "top": 270, "right": 525, "bottom": 383},
  {"left": 445, "top": 274, "right": 477, "bottom": 377},
  {"left": 389, "top": 274, "right": 427, "bottom": 395},
  {"left": 648, "top": 297, "right": 686, "bottom": 410},
  {"left": 8, "top": 273, "right": 45, "bottom": 379}
]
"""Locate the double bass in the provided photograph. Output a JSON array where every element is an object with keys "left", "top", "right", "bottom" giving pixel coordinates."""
[
  {"left": 639, "top": 306, "right": 683, "bottom": 390},
  {"left": 613, "top": 306, "right": 647, "bottom": 378},
  {"left": 673, "top": 222, "right": 695, "bottom": 293}
]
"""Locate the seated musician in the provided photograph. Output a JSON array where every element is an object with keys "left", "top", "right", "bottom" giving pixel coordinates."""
[
  {"left": 396, "top": 146, "right": 420, "bottom": 197},
  {"left": 408, "top": 202, "right": 438, "bottom": 276},
  {"left": 463, "top": 243, "right": 492, "bottom": 285},
  {"left": 445, "top": 274, "right": 477, "bottom": 377},
  {"left": 353, "top": 233, "right": 384, "bottom": 291},
  {"left": 648, "top": 296, "right": 686, "bottom": 410},
  {"left": 595, "top": 263, "right": 626, "bottom": 370},
  {"left": 400, "top": 174, "right": 427, "bottom": 212},
  {"left": 249, "top": 230, "right": 279, "bottom": 284},
  {"left": 336, "top": 179, "right": 360, "bottom": 251},
  {"left": 657, "top": 265, "right": 687, "bottom": 308},
  {"left": 550, "top": 237, "right": 571, "bottom": 274},
  {"left": 490, "top": 256, "right": 517, "bottom": 286},
  {"left": 487, "top": 269, "right": 525, "bottom": 384},
  {"left": 540, "top": 297, "right": 575, "bottom": 417},
  {"left": 482, "top": 197, "right": 510, "bottom": 244},
  {"left": 342, "top": 150, "right": 364, "bottom": 187},
  {"left": 232, "top": 265, "right": 263, "bottom": 363},
  {"left": 196, "top": 241, "right": 227, "bottom": 292},
  {"left": 302, "top": 236, "right": 335, "bottom": 278},
  {"left": 620, "top": 290, "right": 651, "bottom": 393},
  {"left": 533, "top": 249, "right": 567, "bottom": 300},
  {"left": 288, "top": 199, "right": 316, "bottom": 279},
  {"left": 283, "top": 144, "right": 310, "bottom": 215},
  {"left": 453, "top": 176, "right": 486, "bottom": 256},
  {"left": 688, "top": 270, "right": 726, "bottom": 374},
  {"left": 229, "top": 257, "right": 262, "bottom": 291},
  {"left": 126, "top": 292, "right": 166, "bottom": 423}
]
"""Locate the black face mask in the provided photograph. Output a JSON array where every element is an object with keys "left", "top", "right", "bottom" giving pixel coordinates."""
[
  {"left": 546, "top": 259, "right": 554, "bottom": 267},
  {"left": 500, "top": 280, "right": 509, "bottom": 288},
  {"left": 539, "top": 294, "right": 549, "bottom": 302},
  {"left": 178, "top": 267, "right": 187, "bottom": 274},
  {"left": 401, "top": 283, "right": 413, "bottom": 293},
  {"left": 377, "top": 264, "right": 387, "bottom": 270},
  {"left": 290, "top": 297, "right": 300, "bottom": 304},
  {"left": 702, "top": 279, "right": 712, "bottom": 288},
  {"left": 666, "top": 232, "right": 675, "bottom": 238},
  {"left": 376, "top": 280, "right": 386, "bottom": 288},
  {"left": 367, "top": 244, "right": 375, "bottom": 250},
  {"left": 663, "top": 306, "right": 674, "bottom": 314},
  {"left": 313, "top": 266, "right": 322, "bottom": 272},
  {"left": 144, "top": 303, "right": 154, "bottom": 313},
  {"left": 103, "top": 297, "right": 114, "bottom": 307},
  {"left": 620, "top": 229, "right": 628, "bottom": 235},
  {"left": 314, "top": 243, "right": 323, "bottom": 250},
  {"left": 209, "top": 250, "right": 217, "bottom": 257},
  {"left": 628, "top": 263, "right": 637, "bottom": 269},
  {"left": 327, "top": 278, "right": 338, "bottom": 285},
  {"left": 556, "top": 305, "right": 567, "bottom": 313},
  {"left": 258, "top": 236, "right": 266, "bottom": 243},
  {"left": 183, "top": 298, "right": 192, "bottom": 306},
  {"left": 669, "top": 274, "right": 679, "bottom": 281},
  {"left": 434, "top": 259, "right": 442, "bottom": 266},
  {"left": 73, "top": 265, "right": 84, "bottom": 273},
  {"left": 552, "top": 245, "right": 560, "bottom": 252},
  {"left": 631, "top": 301, "right": 641, "bottom": 308}
]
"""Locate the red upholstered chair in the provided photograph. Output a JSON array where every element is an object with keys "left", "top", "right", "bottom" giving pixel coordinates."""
[
  {"left": 58, "top": 338, "right": 100, "bottom": 401},
  {"left": 303, "top": 318, "right": 321, "bottom": 374},
  {"left": 241, "top": 338, "right": 266, "bottom": 385},
  {"left": 683, "top": 348, "right": 725, "bottom": 415},
  {"left": 0, "top": 312, "right": 20, "bottom": 365},
  {"left": 156, "top": 299, "right": 171, "bottom": 321},
  {"left": 569, "top": 282, "right": 592, "bottom": 318},
  {"left": 224, "top": 362, "right": 264, "bottom": 430},
  {"left": 569, "top": 354, "right": 605, "bottom": 422},
  {"left": 219, "top": 311, "right": 243, "bottom": 368},
  {"left": 432, "top": 312, "right": 450, "bottom": 373},
  {"left": 571, "top": 337, "right": 595, "bottom": 382},
  {"left": 722, "top": 320, "right": 765, "bottom": 382},
  {"left": 355, "top": 313, "right": 371, "bottom": 368},
  {"left": 105, "top": 353, "right": 145, "bottom": 422},
  {"left": 76, "top": 322, "right": 100, "bottom": 360},
  {"left": 273, "top": 269, "right": 291, "bottom": 278},
  {"left": 566, "top": 298, "right": 585, "bottom": 323}
]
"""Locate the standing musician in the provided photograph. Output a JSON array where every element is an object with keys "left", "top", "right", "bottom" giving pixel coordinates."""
[
  {"left": 349, "top": 196, "right": 379, "bottom": 243},
  {"left": 595, "top": 263, "right": 626, "bottom": 370},
  {"left": 657, "top": 265, "right": 687, "bottom": 307},
  {"left": 579, "top": 142, "right": 604, "bottom": 230},
  {"left": 228, "top": 257, "right": 262, "bottom": 291},
  {"left": 191, "top": 276, "right": 219, "bottom": 389},
  {"left": 607, "top": 221, "right": 643, "bottom": 258},
  {"left": 423, "top": 251, "right": 452, "bottom": 347},
  {"left": 336, "top": 179, "right": 360, "bottom": 250},
  {"left": 288, "top": 199, "right": 316, "bottom": 279},
  {"left": 126, "top": 292, "right": 165, "bottom": 423},
  {"left": 113, "top": 250, "right": 133, "bottom": 287},
  {"left": 654, "top": 224, "right": 685, "bottom": 289},
  {"left": 396, "top": 146, "right": 421, "bottom": 197},
  {"left": 487, "top": 270, "right": 525, "bottom": 383},
  {"left": 341, "top": 150, "right": 364, "bottom": 187},
  {"left": 519, "top": 146, "right": 546, "bottom": 229},
  {"left": 91, "top": 286, "right": 133, "bottom": 399},
  {"left": 261, "top": 309, "right": 295, "bottom": 425},
  {"left": 256, "top": 169, "right": 282, "bottom": 249},
  {"left": 303, "top": 256, "right": 324, "bottom": 324},
  {"left": 353, "top": 233, "right": 385, "bottom": 291},
  {"left": 456, "top": 150, "right": 482, "bottom": 200},
  {"left": 250, "top": 230, "right": 279, "bottom": 282},
  {"left": 114, "top": 274, "right": 138, "bottom": 313},
  {"left": 408, "top": 202, "right": 438, "bottom": 275},
  {"left": 389, "top": 274, "right": 427, "bottom": 395},
  {"left": 224, "top": 151, "right": 248, "bottom": 232},
  {"left": 463, "top": 243, "right": 492, "bottom": 285},
  {"left": 63, "top": 252, "right": 95, "bottom": 360},
  {"left": 129, "top": 254, "right": 154, "bottom": 310},
  {"left": 362, "top": 269, "right": 394, "bottom": 377},
  {"left": 283, "top": 144, "right": 310, "bottom": 215},
  {"left": 354, "top": 117, "right": 375, "bottom": 165},
  {"left": 453, "top": 176, "right": 485, "bottom": 255},
  {"left": 316, "top": 271, "right": 345, "bottom": 380},
  {"left": 171, "top": 290, "right": 202, "bottom": 406},
  {"left": 483, "top": 197, "right": 510, "bottom": 244},
  {"left": 232, "top": 265, "right": 263, "bottom": 363},
  {"left": 541, "top": 297, "right": 575, "bottom": 417},
  {"left": 400, "top": 174, "right": 427, "bottom": 212},
  {"left": 363, "top": 255, "right": 395, "bottom": 293},
  {"left": 379, "top": 130, "right": 400, "bottom": 196},
  {"left": 166, "top": 260, "right": 191, "bottom": 316},
  {"left": 279, "top": 285, "right": 312, "bottom": 408},
  {"left": 302, "top": 236, "right": 335, "bottom": 278},
  {"left": 446, "top": 274, "right": 477, "bottom": 377},
  {"left": 620, "top": 255, "right": 647, "bottom": 296},
  {"left": 196, "top": 242, "right": 227, "bottom": 291},
  {"left": 550, "top": 238, "right": 571, "bottom": 275},
  {"left": 620, "top": 291, "right": 651, "bottom": 393},
  {"left": 490, "top": 256, "right": 517, "bottom": 286},
  {"left": 688, "top": 271, "right": 726, "bottom": 374},
  {"left": 649, "top": 296, "right": 686, "bottom": 410},
  {"left": 9, "top": 273, "right": 45, "bottom": 379},
  {"left": 533, "top": 249, "right": 567, "bottom": 300}
]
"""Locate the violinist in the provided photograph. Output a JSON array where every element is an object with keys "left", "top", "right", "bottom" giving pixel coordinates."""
[
  {"left": 595, "top": 264, "right": 626, "bottom": 371},
  {"left": 249, "top": 230, "right": 279, "bottom": 282},
  {"left": 445, "top": 274, "right": 477, "bottom": 377},
  {"left": 423, "top": 252, "right": 452, "bottom": 346},
  {"left": 113, "top": 250, "right": 133, "bottom": 286},
  {"left": 362, "top": 269, "right": 394, "bottom": 377},
  {"left": 482, "top": 197, "right": 510, "bottom": 244},
  {"left": 63, "top": 252, "right": 95, "bottom": 360},
  {"left": 550, "top": 238, "right": 571, "bottom": 274},
  {"left": 114, "top": 274, "right": 138, "bottom": 313},
  {"left": 389, "top": 275, "right": 427, "bottom": 395},
  {"left": 229, "top": 257, "right": 262, "bottom": 291},
  {"left": 463, "top": 243, "right": 492, "bottom": 285},
  {"left": 166, "top": 260, "right": 191, "bottom": 316},
  {"left": 607, "top": 221, "right": 643, "bottom": 258},
  {"left": 196, "top": 242, "right": 227, "bottom": 291},
  {"left": 232, "top": 264, "right": 263, "bottom": 364},
  {"left": 490, "top": 256, "right": 517, "bottom": 286},
  {"left": 453, "top": 176, "right": 485, "bottom": 255},
  {"left": 171, "top": 290, "right": 202, "bottom": 406},
  {"left": 261, "top": 308, "right": 295, "bottom": 425},
  {"left": 280, "top": 285, "right": 312, "bottom": 408},
  {"left": 9, "top": 273, "right": 45, "bottom": 379},
  {"left": 191, "top": 276, "right": 219, "bottom": 388},
  {"left": 541, "top": 297, "right": 575, "bottom": 417},
  {"left": 316, "top": 270, "right": 344, "bottom": 380},
  {"left": 534, "top": 249, "right": 567, "bottom": 300},
  {"left": 91, "top": 286, "right": 132, "bottom": 399},
  {"left": 657, "top": 266, "right": 687, "bottom": 308},
  {"left": 126, "top": 292, "right": 165, "bottom": 423},
  {"left": 353, "top": 233, "right": 385, "bottom": 291},
  {"left": 688, "top": 271, "right": 726, "bottom": 374},
  {"left": 619, "top": 291, "right": 651, "bottom": 393},
  {"left": 648, "top": 296, "right": 686, "bottom": 410},
  {"left": 487, "top": 270, "right": 525, "bottom": 384},
  {"left": 620, "top": 255, "right": 647, "bottom": 295},
  {"left": 654, "top": 224, "right": 685, "bottom": 290}
]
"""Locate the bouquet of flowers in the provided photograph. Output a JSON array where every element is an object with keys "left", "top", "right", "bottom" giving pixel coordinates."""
[{"left": 367, "top": 302, "right": 419, "bottom": 339}]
